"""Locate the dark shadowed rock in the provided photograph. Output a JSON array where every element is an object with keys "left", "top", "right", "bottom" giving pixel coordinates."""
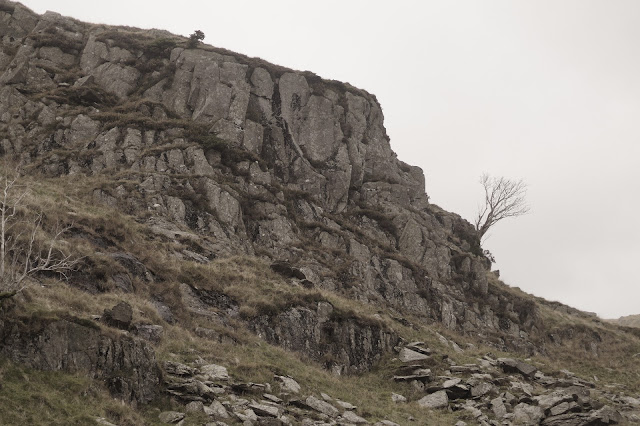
[
  {"left": 498, "top": 358, "right": 538, "bottom": 378},
  {"left": 0, "top": 316, "right": 160, "bottom": 403},
  {"left": 102, "top": 301, "right": 133, "bottom": 330},
  {"left": 250, "top": 303, "right": 399, "bottom": 374},
  {"left": 132, "top": 324, "right": 163, "bottom": 343}
]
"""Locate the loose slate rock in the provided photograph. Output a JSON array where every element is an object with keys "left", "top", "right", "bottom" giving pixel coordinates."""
[
  {"left": 498, "top": 358, "right": 538, "bottom": 378},
  {"left": 513, "top": 403, "right": 544, "bottom": 425},
  {"left": 249, "top": 402, "right": 279, "bottom": 417},
  {"left": 199, "top": 364, "right": 229, "bottom": 381},
  {"left": 418, "top": 390, "right": 449, "bottom": 409},
  {"left": 158, "top": 411, "right": 185, "bottom": 424},
  {"left": 470, "top": 382, "right": 494, "bottom": 398},
  {"left": 275, "top": 375, "right": 301, "bottom": 394},
  {"left": 208, "top": 400, "right": 230, "bottom": 419},
  {"left": 306, "top": 395, "right": 340, "bottom": 417},
  {"left": 164, "top": 361, "right": 196, "bottom": 376},
  {"left": 399, "top": 347, "right": 429, "bottom": 363},
  {"left": 490, "top": 396, "right": 507, "bottom": 419},
  {"left": 342, "top": 410, "right": 368, "bottom": 424}
]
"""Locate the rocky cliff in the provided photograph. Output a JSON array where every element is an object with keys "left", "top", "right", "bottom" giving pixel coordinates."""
[
  {"left": 0, "top": 1, "right": 540, "bottom": 352},
  {"left": 1, "top": 2, "right": 639, "bottom": 425}
]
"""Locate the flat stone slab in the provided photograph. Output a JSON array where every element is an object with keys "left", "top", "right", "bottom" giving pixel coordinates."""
[
  {"left": 249, "top": 402, "right": 279, "bottom": 417},
  {"left": 418, "top": 390, "right": 449, "bottom": 409},
  {"left": 498, "top": 358, "right": 538, "bottom": 377},
  {"left": 199, "top": 364, "right": 229, "bottom": 381},
  {"left": 399, "top": 347, "right": 429, "bottom": 362},
  {"left": 306, "top": 395, "right": 339, "bottom": 417}
]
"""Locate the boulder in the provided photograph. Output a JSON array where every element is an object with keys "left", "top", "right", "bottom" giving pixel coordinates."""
[
  {"left": 102, "top": 301, "right": 133, "bottom": 330},
  {"left": 513, "top": 402, "right": 544, "bottom": 425},
  {"left": 418, "top": 390, "right": 449, "bottom": 409},
  {"left": 398, "top": 347, "right": 429, "bottom": 363},
  {"left": 306, "top": 396, "right": 339, "bottom": 417},
  {"left": 498, "top": 358, "right": 538, "bottom": 378},
  {"left": 199, "top": 364, "right": 230, "bottom": 381},
  {"left": 490, "top": 396, "right": 507, "bottom": 419},
  {"left": 208, "top": 400, "right": 230, "bottom": 419},
  {"left": 275, "top": 375, "right": 301, "bottom": 394}
]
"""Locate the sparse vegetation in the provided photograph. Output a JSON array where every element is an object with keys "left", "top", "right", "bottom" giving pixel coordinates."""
[
  {"left": 0, "top": 166, "right": 81, "bottom": 299},
  {"left": 475, "top": 173, "right": 530, "bottom": 240},
  {"left": 1, "top": 7, "right": 638, "bottom": 425},
  {"left": 187, "top": 30, "right": 205, "bottom": 48}
]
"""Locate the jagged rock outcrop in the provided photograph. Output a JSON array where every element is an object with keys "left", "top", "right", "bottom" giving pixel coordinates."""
[
  {"left": 0, "top": 314, "right": 160, "bottom": 404},
  {"left": 250, "top": 301, "right": 399, "bottom": 374},
  {"left": 0, "top": 1, "right": 544, "bottom": 357}
]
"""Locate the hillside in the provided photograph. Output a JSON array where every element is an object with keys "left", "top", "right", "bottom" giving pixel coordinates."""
[
  {"left": 0, "top": 1, "right": 639, "bottom": 425},
  {"left": 608, "top": 315, "right": 640, "bottom": 329}
]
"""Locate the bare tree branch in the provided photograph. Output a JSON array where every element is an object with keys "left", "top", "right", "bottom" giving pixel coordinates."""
[
  {"left": 475, "top": 173, "right": 530, "bottom": 240},
  {"left": 1, "top": 167, "right": 81, "bottom": 295}
]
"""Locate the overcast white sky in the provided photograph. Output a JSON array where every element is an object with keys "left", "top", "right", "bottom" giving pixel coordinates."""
[{"left": 17, "top": 1, "right": 640, "bottom": 318}]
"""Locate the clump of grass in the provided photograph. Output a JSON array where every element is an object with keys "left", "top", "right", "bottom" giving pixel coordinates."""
[
  {"left": 95, "top": 30, "right": 149, "bottom": 52},
  {"left": 31, "top": 30, "right": 84, "bottom": 55},
  {"left": 34, "top": 85, "right": 118, "bottom": 108}
]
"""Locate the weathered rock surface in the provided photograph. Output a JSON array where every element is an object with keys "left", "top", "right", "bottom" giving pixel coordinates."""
[
  {"left": 102, "top": 301, "right": 133, "bottom": 330},
  {"left": 250, "top": 302, "right": 399, "bottom": 373},
  {"left": 418, "top": 390, "right": 449, "bottom": 409},
  {"left": 0, "top": 315, "right": 160, "bottom": 403},
  {"left": 0, "top": 0, "right": 546, "bottom": 360},
  {"left": 0, "top": 5, "right": 637, "bottom": 426}
]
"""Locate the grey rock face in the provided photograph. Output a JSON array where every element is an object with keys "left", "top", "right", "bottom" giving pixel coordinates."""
[
  {"left": 0, "top": 316, "right": 160, "bottom": 403},
  {"left": 250, "top": 303, "right": 399, "bottom": 374},
  {"left": 0, "top": 3, "right": 550, "bottom": 372}
]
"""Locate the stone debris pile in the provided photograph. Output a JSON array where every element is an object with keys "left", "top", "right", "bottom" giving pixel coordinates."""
[
  {"left": 387, "top": 342, "right": 638, "bottom": 425},
  {"left": 158, "top": 359, "right": 397, "bottom": 425}
]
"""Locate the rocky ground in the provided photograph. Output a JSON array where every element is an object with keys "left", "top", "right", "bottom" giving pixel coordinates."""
[
  {"left": 149, "top": 337, "right": 640, "bottom": 425},
  {"left": 0, "top": 2, "right": 639, "bottom": 425}
]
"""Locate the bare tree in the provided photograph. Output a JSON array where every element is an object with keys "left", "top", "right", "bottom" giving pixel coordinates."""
[
  {"left": 1, "top": 167, "right": 80, "bottom": 299},
  {"left": 475, "top": 173, "right": 530, "bottom": 240}
]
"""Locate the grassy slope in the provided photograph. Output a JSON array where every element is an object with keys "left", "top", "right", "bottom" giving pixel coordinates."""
[
  {"left": 607, "top": 314, "right": 640, "bottom": 328},
  {"left": 1, "top": 174, "right": 639, "bottom": 425}
]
